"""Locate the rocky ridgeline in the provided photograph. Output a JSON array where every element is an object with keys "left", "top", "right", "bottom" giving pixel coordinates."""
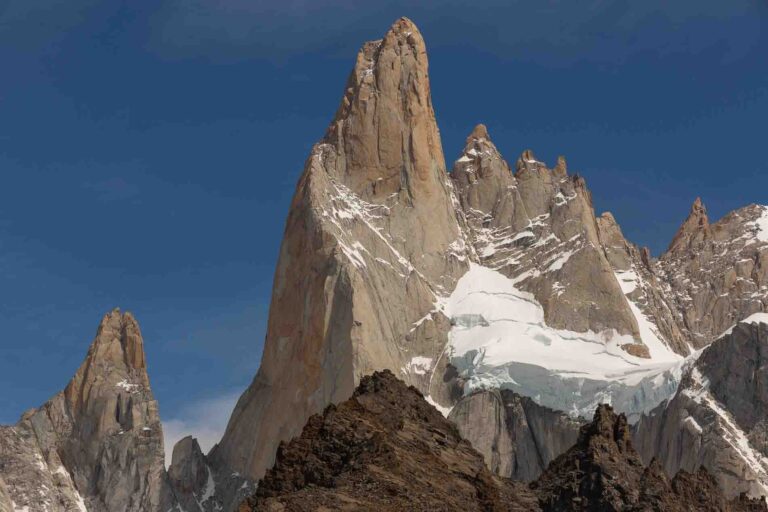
[{"left": 240, "top": 370, "right": 766, "bottom": 511}]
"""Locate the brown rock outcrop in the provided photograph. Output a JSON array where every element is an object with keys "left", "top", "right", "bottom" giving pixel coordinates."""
[
  {"left": 534, "top": 404, "right": 765, "bottom": 511},
  {"left": 239, "top": 372, "right": 763, "bottom": 511},
  {"left": 239, "top": 370, "right": 538, "bottom": 512}
]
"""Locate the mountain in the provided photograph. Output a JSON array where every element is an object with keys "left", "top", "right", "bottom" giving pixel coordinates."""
[
  {"left": 239, "top": 370, "right": 766, "bottom": 511},
  {"left": 216, "top": 16, "right": 767, "bottom": 487},
  {"left": 0, "top": 309, "right": 251, "bottom": 512},
  {"left": 0, "top": 310, "right": 174, "bottom": 512}
]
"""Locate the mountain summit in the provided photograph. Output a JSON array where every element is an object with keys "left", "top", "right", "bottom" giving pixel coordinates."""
[{"left": 0, "top": 310, "right": 174, "bottom": 511}]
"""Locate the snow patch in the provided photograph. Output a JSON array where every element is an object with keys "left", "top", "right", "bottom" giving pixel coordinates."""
[
  {"left": 682, "top": 415, "right": 703, "bottom": 434},
  {"left": 404, "top": 356, "right": 433, "bottom": 376},
  {"left": 116, "top": 379, "right": 140, "bottom": 393},
  {"left": 615, "top": 270, "right": 639, "bottom": 294},
  {"left": 546, "top": 249, "right": 575, "bottom": 272},
  {"left": 425, "top": 395, "right": 453, "bottom": 418},
  {"left": 199, "top": 466, "right": 216, "bottom": 503},
  {"left": 746, "top": 205, "right": 768, "bottom": 243}
]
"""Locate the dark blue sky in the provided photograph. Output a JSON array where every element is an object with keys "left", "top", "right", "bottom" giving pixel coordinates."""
[{"left": 1, "top": 0, "right": 767, "bottom": 449}]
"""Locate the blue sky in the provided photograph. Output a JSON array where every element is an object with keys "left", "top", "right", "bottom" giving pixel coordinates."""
[{"left": 1, "top": 1, "right": 767, "bottom": 454}]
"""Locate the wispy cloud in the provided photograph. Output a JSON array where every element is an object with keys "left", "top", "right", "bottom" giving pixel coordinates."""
[{"left": 162, "top": 390, "right": 241, "bottom": 467}]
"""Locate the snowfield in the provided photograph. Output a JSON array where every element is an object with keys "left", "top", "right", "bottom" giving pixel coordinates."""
[{"left": 441, "top": 263, "right": 687, "bottom": 420}]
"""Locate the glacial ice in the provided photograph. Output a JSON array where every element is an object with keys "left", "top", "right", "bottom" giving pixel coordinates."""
[{"left": 442, "top": 263, "right": 688, "bottom": 421}]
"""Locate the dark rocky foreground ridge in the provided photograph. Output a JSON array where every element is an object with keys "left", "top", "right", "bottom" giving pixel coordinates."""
[{"left": 239, "top": 370, "right": 766, "bottom": 511}]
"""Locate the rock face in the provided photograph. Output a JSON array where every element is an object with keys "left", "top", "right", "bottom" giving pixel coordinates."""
[
  {"left": 213, "top": 16, "right": 469, "bottom": 482},
  {"left": 448, "top": 389, "right": 583, "bottom": 481},
  {"left": 634, "top": 317, "right": 768, "bottom": 498},
  {"left": 239, "top": 371, "right": 764, "bottom": 512},
  {"left": 0, "top": 309, "right": 175, "bottom": 512},
  {"left": 167, "top": 436, "right": 254, "bottom": 512},
  {"left": 0, "top": 477, "right": 13, "bottom": 512}
]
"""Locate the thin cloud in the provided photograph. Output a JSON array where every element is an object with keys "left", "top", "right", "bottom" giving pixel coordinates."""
[{"left": 162, "top": 390, "right": 241, "bottom": 467}]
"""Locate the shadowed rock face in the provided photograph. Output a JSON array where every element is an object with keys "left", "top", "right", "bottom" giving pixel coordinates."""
[
  {"left": 0, "top": 310, "right": 175, "bottom": 512},
  {"left": 167, "top": 435, "right": 255, "bottom": 512},
  {"left": 238, "top": 372, "right": 765, "bottom": 512},
  {"left": 449, "top": 389, "right": 583, "bottom": 482},
  {"left": 635, "top": 321, "right": 768, "bottom": 498}
]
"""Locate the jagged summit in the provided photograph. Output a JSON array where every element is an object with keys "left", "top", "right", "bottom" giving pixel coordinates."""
[
  {"left": 322, "top": 15, "right": 443, "bottom": 201},
  {"left": 467, "top": 122, "right": 490, "bottom": 142},
  {"left": 659, "top": 201, "right": 768, "bottom": 345},
  {"left": 239, "top": 370, "right": 539, "bottom": 511},
  {"left": 534, "top": 401, "right": 767, "bottom": 510},
  {"left": 0, "top": 309, "right": 175, "bottom": 512},
  {"left": 667, "top": 196, "right": 711, "bottom": 252}
]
